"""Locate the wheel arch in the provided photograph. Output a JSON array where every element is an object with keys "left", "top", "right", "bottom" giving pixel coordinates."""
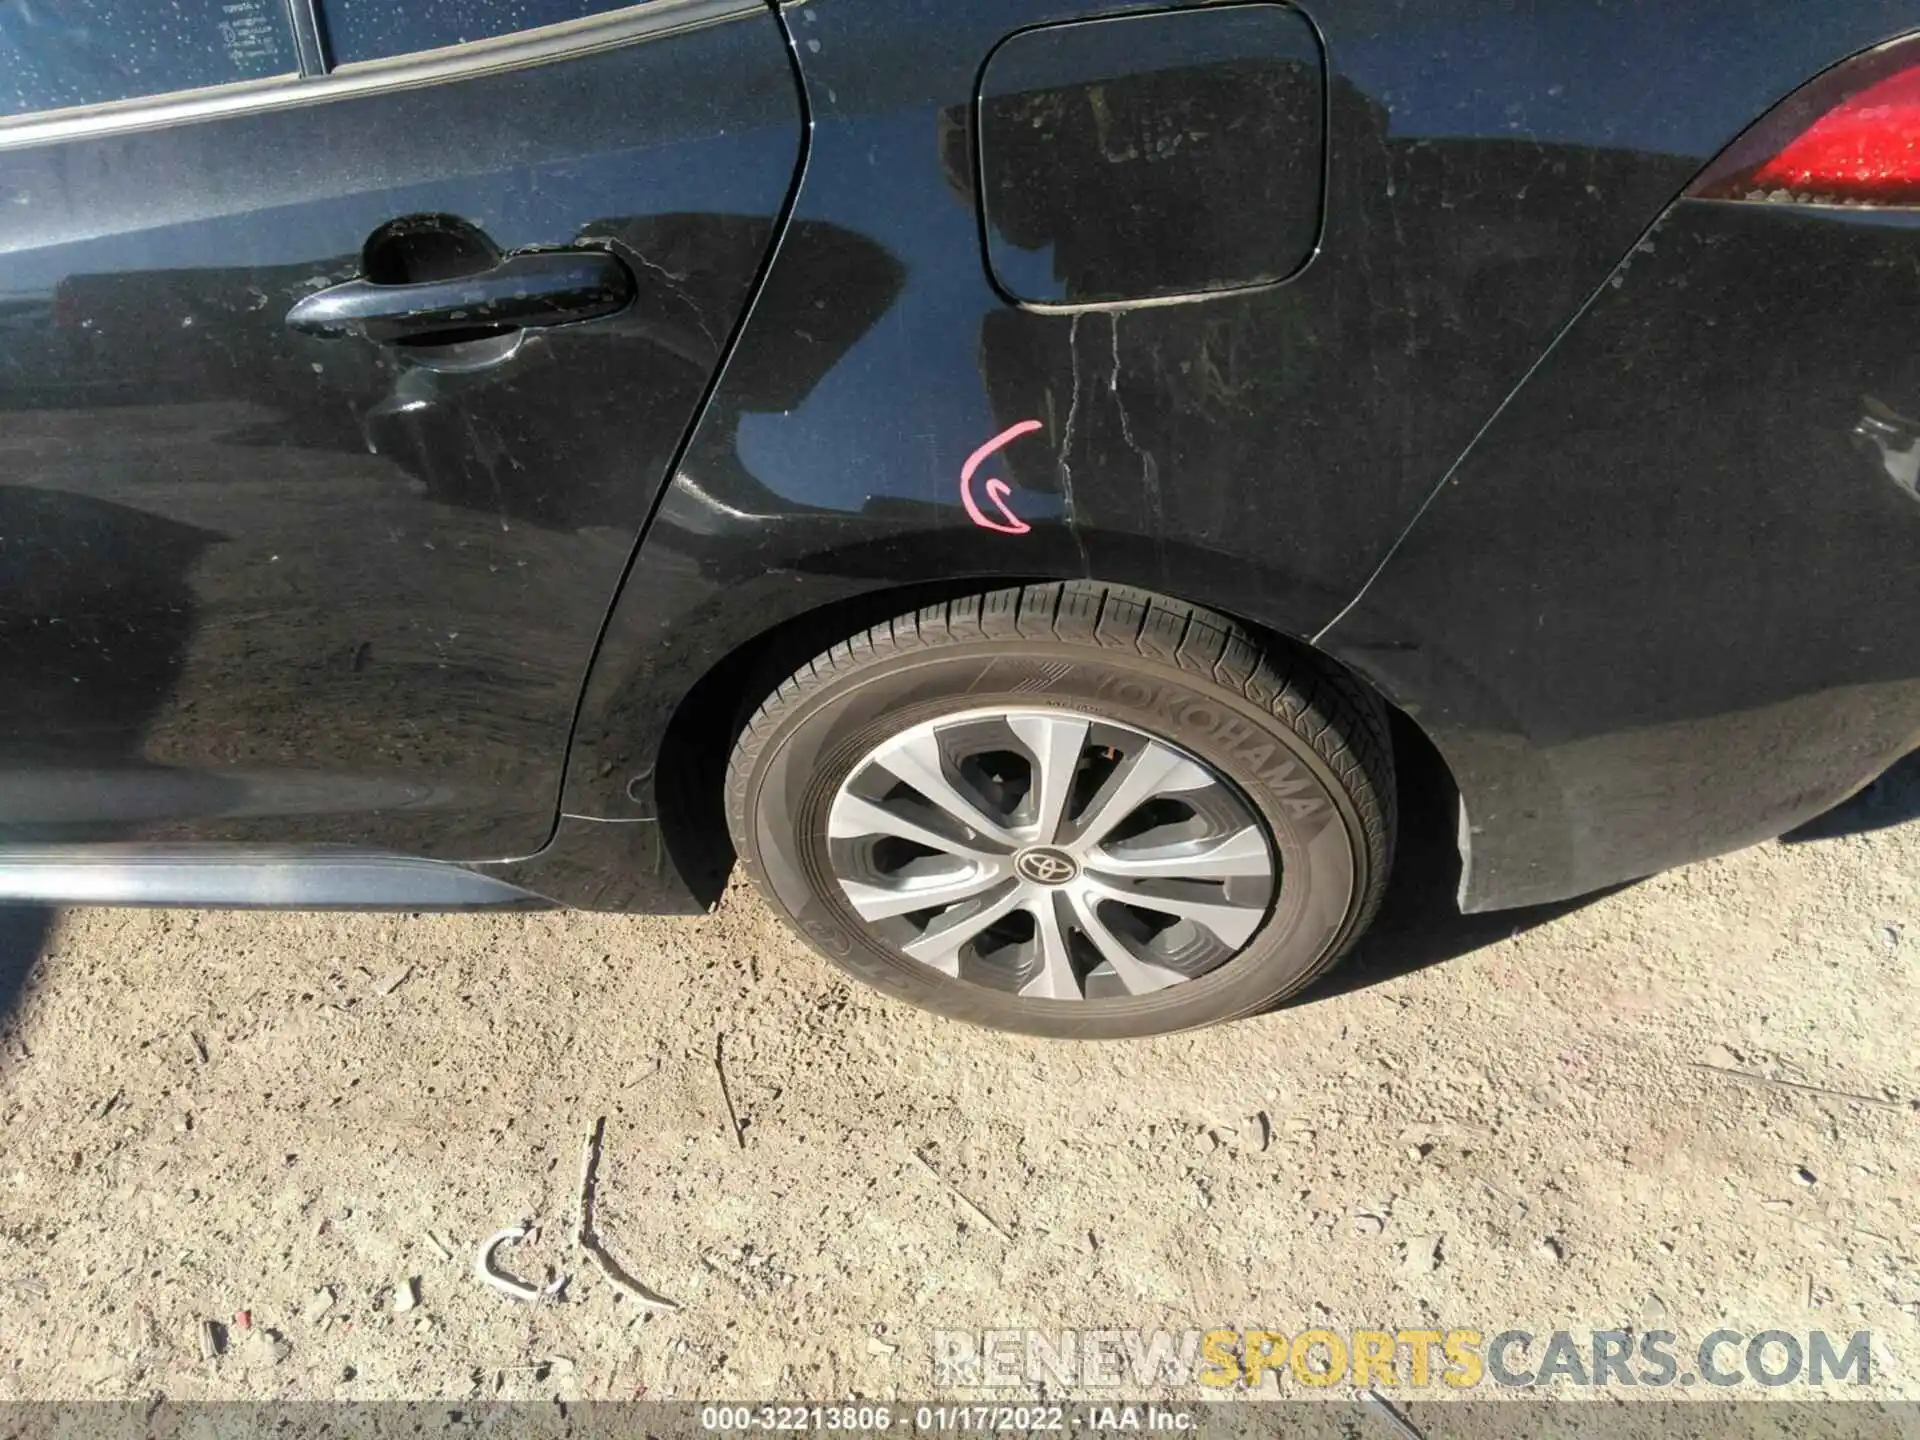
[
  {"left": 649, "top": 575, "right": 1050, "bottom": 904},
  {"left": 636, "top": 567, "right": 1459, "bottom": 912}
]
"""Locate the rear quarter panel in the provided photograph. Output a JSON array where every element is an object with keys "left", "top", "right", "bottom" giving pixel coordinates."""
[{"left": 551, "top": 0, "right": 1920, "bottom": 911}]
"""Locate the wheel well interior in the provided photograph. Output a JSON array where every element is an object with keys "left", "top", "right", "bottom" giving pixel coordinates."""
[
  {"left": 651, "top": 577, "right": 1459, "bottom": 910},
  {"left": 653, "top": 578, "right": 1048, "bottom": 906}
]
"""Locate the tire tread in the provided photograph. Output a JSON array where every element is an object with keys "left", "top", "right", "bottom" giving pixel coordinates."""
[{"left": 726, "top": 581, "right": 1397, "bottom": 1024}]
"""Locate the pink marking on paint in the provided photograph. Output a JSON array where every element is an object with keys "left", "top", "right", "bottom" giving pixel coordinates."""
[{"left": 960, "top": 419, "right": 1043, "bottom": 535}]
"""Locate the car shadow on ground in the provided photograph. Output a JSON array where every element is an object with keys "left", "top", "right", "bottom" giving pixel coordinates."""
[
  {"left": 1291, "top": 722, "right": 1617, "bottom": 1007},
  {"left": 1297, "top": 730, "right": 1920, "bottom": 1008},
  {"left": 0, "top": 904, "right": 55, "bottom": 1031}
]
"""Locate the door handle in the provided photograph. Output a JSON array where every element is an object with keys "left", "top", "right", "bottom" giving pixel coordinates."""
[{"left": 285, "top": 249, "right": 634, "bottom": 344}]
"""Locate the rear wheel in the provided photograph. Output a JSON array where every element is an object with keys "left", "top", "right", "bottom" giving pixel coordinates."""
[{"left": 724, "top": 583, "right": 1395, "bottom": 1038}]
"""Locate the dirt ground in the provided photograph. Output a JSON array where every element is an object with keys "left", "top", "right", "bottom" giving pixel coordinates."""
[{"left": 0, "top": 761, "right": 1914, "bottom": 1405}]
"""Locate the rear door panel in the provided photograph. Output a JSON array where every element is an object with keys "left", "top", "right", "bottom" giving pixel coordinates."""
[{"left": 0, "top": 5, "right": 800, "bottom": 858}]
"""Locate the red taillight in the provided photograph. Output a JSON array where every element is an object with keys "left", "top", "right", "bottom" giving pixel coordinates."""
[
  {"left": 1691, "top": 36, "right": 1920, "bottom": 204},
  {"left": 1753, "top": 65, "right": 1920, "bottom": 199}
]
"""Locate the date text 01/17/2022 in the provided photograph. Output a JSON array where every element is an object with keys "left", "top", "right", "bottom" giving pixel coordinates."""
[{"left": 697, "top": 1405, "right": 1198, "bottom": 1432}]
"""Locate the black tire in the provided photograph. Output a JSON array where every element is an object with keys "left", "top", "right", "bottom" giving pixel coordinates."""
[{"left": 724, "top": 582, "right": 1396, "bottom": 1038}]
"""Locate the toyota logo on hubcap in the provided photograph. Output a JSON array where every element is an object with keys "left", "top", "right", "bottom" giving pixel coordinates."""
[{"left": 1015, "top": 847, "right": 1079, "bottom": 886}]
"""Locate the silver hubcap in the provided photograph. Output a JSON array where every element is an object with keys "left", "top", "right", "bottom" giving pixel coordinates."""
[{"left": 825, "top": 707, "right": 1276, "bottom": 1001}]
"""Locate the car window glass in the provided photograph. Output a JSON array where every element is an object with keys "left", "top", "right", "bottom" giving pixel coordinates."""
[
  {"left": 320, "top": 0, "right": 637, "bottom": 66},
  {"left": 0, "top": 0, "right": 296, "bottom": 119}
]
